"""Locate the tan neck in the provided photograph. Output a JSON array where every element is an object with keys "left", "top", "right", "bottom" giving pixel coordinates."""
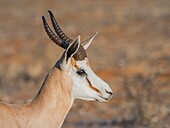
[{"left": 20, "top": 67, "right": 74, "bottom": 128}]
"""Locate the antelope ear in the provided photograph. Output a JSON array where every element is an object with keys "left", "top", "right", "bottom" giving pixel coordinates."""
[
  {"left": 81, "top": 32, "right": 98, "bottom": 50},
  {"left": 60, "top": 36, "right": 80, "bottom": 70},
  {"left": 65, "top": 36, "right": 80, "bottom": 61}
]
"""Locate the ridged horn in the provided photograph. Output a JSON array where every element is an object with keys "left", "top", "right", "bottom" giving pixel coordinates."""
[
  {"left": 42, "top": 16, "right": 69, "bottom": 49},
  {"left": 42, "top": 10, "right": 87, "bottom": 61},
  {"left": 48, "top": 10, "right": 73, "bottom": 44}
]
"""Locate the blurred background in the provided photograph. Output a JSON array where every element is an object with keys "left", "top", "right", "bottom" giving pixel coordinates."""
[{"left": 0, "top": 0, "right": 170, "bottom": 128}]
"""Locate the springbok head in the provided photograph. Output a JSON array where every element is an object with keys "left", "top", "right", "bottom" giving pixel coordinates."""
[{"left": 42, "top": 11, "right": 113, "bottom": 102}]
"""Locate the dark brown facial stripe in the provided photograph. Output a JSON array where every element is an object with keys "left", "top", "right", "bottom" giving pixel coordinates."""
[{"left": 87, "top": 78, "right": 101, "bottom": 94}]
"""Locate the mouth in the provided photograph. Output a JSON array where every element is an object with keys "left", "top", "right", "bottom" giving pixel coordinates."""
[{"left": 97, "top": 95, "right": 109, "bottom": 102}]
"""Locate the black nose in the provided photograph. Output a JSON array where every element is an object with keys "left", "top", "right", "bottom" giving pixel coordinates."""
[{"left": 105, "top": 89, "right": 113, "bottom": 95}]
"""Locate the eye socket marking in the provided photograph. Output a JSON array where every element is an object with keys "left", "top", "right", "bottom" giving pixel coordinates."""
[
  {"left": 76, "top": 69, "right": 87, "bottom": 76},
  {"left": 73, "top": 60, "right": 101, "bottom": 94},
  {"left": 73, "top": 59, "right": 87, "bottom": 77}
]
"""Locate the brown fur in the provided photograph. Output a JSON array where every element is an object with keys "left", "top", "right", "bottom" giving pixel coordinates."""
[
  {"left": 71, "top": 58, "right": 79, "bottom": 70},
  {"left": 0, "top": 67, "right": 73, "bottom": 128}
]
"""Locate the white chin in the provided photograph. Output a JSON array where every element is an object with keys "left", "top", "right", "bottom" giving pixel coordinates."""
[
  {"left": 76, "top": 97, "right": 96, "bottom": 101},
  {"left": 96, "top": 96, "right": 110, "bottom": 102},
  {"left": 97, "top": 99, "right": 109, "bottom": 102},
  {"left": 75, "top": 96, "right": 110, "bottom": 102}
]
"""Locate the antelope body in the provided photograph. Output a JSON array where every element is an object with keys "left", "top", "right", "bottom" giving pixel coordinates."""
[{"left": 0, "top": 11, "right": 113, "bottom": 128}]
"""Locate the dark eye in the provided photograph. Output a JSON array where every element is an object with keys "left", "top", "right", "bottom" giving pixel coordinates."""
[{"left": 76, "top": 69, "right": 87, "bottom": 76}]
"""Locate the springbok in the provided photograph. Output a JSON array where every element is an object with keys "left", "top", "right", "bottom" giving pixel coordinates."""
[{"left": 0, "top": 10, "right": 113, "bottom": 128}]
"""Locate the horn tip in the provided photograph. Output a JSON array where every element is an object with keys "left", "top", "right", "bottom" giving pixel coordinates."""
[
  {"left": 48, "top": 10, "right": 53, "bottom": 15},
  {"left": 42, "top": 16, "right": 45, "bottom": 19},
  {"left": 42, "top": 16, "right": 46, "bottom": 22},
  {"left": 95, "top": 32, "right": 98, "bottom": 35},
  {"left": 48, "top": 10, "right": 51, "bottom": 13}
]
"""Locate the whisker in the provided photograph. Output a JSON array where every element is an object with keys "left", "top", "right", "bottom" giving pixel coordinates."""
[{"left": 112, "top": 100, "right": 130, "bottom": 111}]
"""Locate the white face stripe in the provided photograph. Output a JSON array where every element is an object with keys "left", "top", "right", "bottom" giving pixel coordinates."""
[
  {"left": 71, "top": 58, "right": 97, "bottom": 93},
  {"left": 70, "top": 58, "right": 113, "bottom": 102}
]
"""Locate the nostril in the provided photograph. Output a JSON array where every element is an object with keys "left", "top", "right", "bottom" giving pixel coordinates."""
[{"left": 105, "top": 89, "right": 113, "bottom": 95}]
